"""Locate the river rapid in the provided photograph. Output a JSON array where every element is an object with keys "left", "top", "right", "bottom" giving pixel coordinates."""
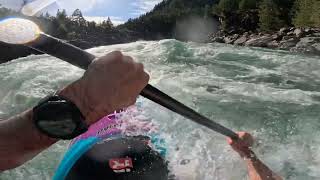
[{"left": 1, "top": 40, "right": 320, "bottom": 180}]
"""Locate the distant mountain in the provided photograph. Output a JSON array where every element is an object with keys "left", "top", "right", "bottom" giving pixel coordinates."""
[{"left": 118, "top": 0, "right": 220, "bottom": 42}]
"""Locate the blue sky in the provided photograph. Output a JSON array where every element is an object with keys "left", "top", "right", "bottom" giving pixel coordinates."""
[{"left": 0, "top": 0, "right": 162, "bottom": 25}]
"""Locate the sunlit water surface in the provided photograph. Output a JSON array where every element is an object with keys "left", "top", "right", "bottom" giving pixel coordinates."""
[{"left": 1, "top": 40, "right": 320, "bottom": 180}]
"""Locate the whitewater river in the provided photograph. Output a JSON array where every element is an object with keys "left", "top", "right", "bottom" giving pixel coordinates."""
[{"left": 1, "top": 40, "right": 320, "bottom": 180}]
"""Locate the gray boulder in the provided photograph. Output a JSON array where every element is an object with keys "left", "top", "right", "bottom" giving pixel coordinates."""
[
  {"left": 313, "top": 33, "right": 320, "bottom": 37},
  {"left": 249, "top": 33, "right": 258, "bottom": 38},
  {"left": 294, "top": 28, "right": 304, "bottom": 37},
  {"left": 232, "top": 34, "right": 240, "bottom": 39},
  {"left": 287, "top": 31, "right": 295, "bottom": 36},
  {"left": 279, "top": 27, "right": 289, "bottom": 34},
  {"left": 279, "top": 38, "right": 299, "bottom": 50},
  {"left": 304, "top": 28, "right": 316, "bottom": 35},
  {"left": 223, "top": 34, "right": 239, "bottom": 44},
  {"left": 282, "top": 36, "right": 296, "bottom": 41},
  {"left": 234, "top": 36, "right": 247, "bottom": 45},
  {"left": 292, "top": 37, "right": 320, "bottom": 55},
  {"left": 311, "top": 28, "right": 320, "bottom": 33},
  {"left": 267, "top": 40, "right": 280, "bottom": 48},
  {"left": 296, "top": 37, "right": 320, "bottom": 46},
  {"left": 272, "top": 34, "right": 282, "bottom": 41},
  {"left": 224, "top": 36, "right": 234, "bottom": 44},
  {"left": 212, "top": 37, "right": 224, "bottom": 43},
  {"left": 245, "top": 35, "right": 273, "bottom": 47},
  {"left": 243, "top": 32, "right": 249, "bottom": 37}
]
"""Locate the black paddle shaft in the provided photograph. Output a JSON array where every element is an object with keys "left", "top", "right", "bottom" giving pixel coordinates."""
[{"left": 26, "top": 33, "right": 238, "bottom": 139}]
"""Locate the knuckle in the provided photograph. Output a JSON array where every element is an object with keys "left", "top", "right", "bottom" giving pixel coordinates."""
[
  {"left": 137, "top": 63, "right": 144, "bottom": 70},
  {"left": 104, "top": 51, "right": 123, "bottom": 62},
  {"left": 123, "top": 56, "right": 137, "bottom": 71},
  {"left": 144, "top": 72, "right": 150, "bottom": 82},
  {"left": 124, "top": 56, "right": 134, "bottom": 64},
  {"left": 110, "top": 51, "right": 123, "bottom": 58}
]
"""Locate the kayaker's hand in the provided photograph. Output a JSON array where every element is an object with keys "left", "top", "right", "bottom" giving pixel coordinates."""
[
  {"left": 59, "top": 51, "right": 149, "bottom": 125},
  {"left": 227, "top": 132, "right": 254, "bottom": 158}
]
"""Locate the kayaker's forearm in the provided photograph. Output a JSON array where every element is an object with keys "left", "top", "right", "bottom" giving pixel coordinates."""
[
  {"left": 0, "top": 110, "right": 57, "bottom": 171},
  {"left": 245, "top": 151, "right": 282, "bottom": 180}
]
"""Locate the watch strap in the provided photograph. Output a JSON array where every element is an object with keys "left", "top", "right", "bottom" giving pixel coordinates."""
[{"left": 33, "top": 93, "right": 88, "bottom": 140}]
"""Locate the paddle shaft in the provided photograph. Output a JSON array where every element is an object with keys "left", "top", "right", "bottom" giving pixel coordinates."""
[{"left": 26, "top": 33, "right": 238, "bottom": 139}]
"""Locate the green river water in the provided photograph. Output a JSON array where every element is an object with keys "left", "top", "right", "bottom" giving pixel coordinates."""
[{"left": 1, "top": 39, "right": 320, "bottom": 180}]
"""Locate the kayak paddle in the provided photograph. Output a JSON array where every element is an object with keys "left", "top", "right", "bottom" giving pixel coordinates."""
[{"left": 0, "top": 18, "right": 238, "bottom": 139}]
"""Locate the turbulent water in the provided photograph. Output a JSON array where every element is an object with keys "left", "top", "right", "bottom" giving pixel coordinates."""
[{"left": 1, "top": 39, "right": 320, "bottom": 180}]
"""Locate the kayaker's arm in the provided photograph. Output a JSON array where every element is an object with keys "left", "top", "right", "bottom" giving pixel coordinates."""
[
  {"left": 244, "top": 152, "right": 283, "bottom": 180},
  {"left": 227, "top": 132, "right": 283, "bottom": 180},
  {"left": 0, "top": 51, "right": 149, "bottom": 171},
  {"left": 0, "top": 110, "right": 57, "bottom": 171}
]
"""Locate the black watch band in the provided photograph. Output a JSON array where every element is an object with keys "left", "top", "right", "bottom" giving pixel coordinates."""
[{"left": 33, "top": 93, "right": 88, "bottom": 140}]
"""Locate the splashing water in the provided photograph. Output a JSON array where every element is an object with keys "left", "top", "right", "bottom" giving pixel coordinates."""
[{"left": 1, "top": 40, "right": 320, "bottom": 180}]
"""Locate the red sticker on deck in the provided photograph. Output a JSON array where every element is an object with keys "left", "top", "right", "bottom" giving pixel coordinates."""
[{"left": 109, "top": 158, "right": 133, "bottom": 173}]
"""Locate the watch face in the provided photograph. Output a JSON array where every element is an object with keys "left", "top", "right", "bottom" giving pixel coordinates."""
[
  {"left": 34, "top": 101, "right": 86, "bottom": 139},
  {"left": 37, "top": 118, "right": 77, "bottom": 137}
]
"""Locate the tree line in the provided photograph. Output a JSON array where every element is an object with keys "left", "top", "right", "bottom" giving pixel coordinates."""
[
  {"left": 119, "top": 0, "right": 319, "bottom": 38},
  {"left": 0, "top": 5, "right": 116, "bottom": 42},
  {"left": 1, "top": 0, "right": 319, "bottom": 42},
  {"left": 213, "top": 0, "right": 320, "bottom": 32},
  {"left": 117, "top": 0, "right": 218, "bottom": 39}
]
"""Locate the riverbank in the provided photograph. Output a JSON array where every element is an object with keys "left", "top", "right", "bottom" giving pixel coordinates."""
[{"left": 208, "top": 27, "right": 320, "bottom": 56}]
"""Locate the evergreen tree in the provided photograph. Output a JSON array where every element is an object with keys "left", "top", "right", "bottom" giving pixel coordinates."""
[
  {"left": 275, "top": 0, "right": 295, "bottom": 25},
  {"left": 56, "top": 9, "right": 68, "bottom": 23},
  {"left": 0, "top": 4, "right": 15, "bottom": 18},
  {"left": 71, "top": 9, "right": 86, "bottom": 26},
  {"left": 169, "top": 0, "right": 184, "bottom": 9},
  {"left": 57, "top": 24, "right": 68, "bottom": 38},
  {"left": 45, "top": 12, "right": 51, "bottom": 19},
  {"left": 218, "top": 0, "right": 239, "bottom": 13},
  {"left": 87, "top": 21, "right": 97, "bottom": 30},
  {"left": 293, "top": 0, "right": 320, "bottom": 27},
  {"left": 239, "top": 0, "right": 257, "bottom": 11},
  {"left": 311, "top": 1, "right": 320, "bottom": 27},
  {"left": 106, "top": 17, "right": 114, "bottom": 28},
  {"left": 212, "top": 0, "right": 240, "bottom": 30},
  {"left": 259, "top": 0, "right": 284, "bottom": 31},
  {"left": 293, "top": 0, "right": 313, "bottom": 27},
  {"left": 54, "top": 9, "right": 69, "bottom": 38},
  {"left": 100, "top": 17, "right": 114, "bottom": 30}
]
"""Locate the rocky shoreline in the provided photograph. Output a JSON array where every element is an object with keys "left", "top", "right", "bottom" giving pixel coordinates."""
[{"left": 209, "top": 27, "right": 320, "bottom": 56}]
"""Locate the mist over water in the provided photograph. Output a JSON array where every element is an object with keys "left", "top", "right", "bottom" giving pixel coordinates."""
[
  {"left": 174, "top": 16, "right": 219, "bottom": 42},
  {"left": 1, "top": 40, "right": 320, "bottom": 180}
]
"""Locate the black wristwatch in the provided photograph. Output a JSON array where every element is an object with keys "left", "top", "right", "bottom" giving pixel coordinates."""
[{"left": 33, "top": 93, "right": 88, "bottom": 140}]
